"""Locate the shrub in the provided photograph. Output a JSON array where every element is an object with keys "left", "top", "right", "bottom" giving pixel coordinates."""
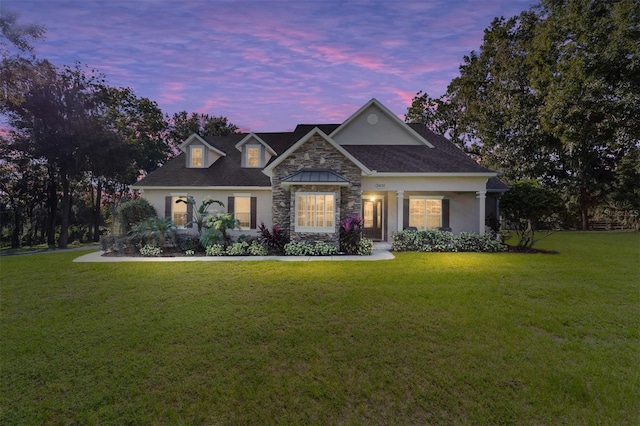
[
  {"left": 456, "top": 232, "right": 506, "bottom": 252},
  {"left": 117, "top": 198, "right": 157, "bottom": 234},
  {"left": 358, "top": 237, "right": 374, "bottom": 256},
  {"left": 204, "top": 213, "right": 239, "bottom": 247},
  {"left": 311, "top": 241, "right": 338, "bottom": 256},
  {"left": 205, "top": 244, "right": 225, "bottom": 256},
  {"left": 339, "top": 216, "right": 363, "bottom": 254},
  {"left": 128, "top": 217, "right": 177, "bottom": 249},
  {"left": 176, "top": 234, "right": 201, "bottom": 253},
  {"left": 392, "top": 229, "right": 456, "bottom": 252},
  {"left": 284, "top": 241, "right": 313, "bottom": 256},
  {"left": 139, "top": 244, "right": 163, "bottom": 257},
  {"left": 248, "top": 240, "right": 268, "bottom": 256},
  {"left": 227, "top": 241, "right": 249, "bottom": 256},
  {"left": 284, "top": 241, "right": 338, "bottom": 256},
  {"left": 500, "top": 181, "right": 563, "bottom": 249},
  {"left": 391, "top": 229, "right": 506, "bottom": 253},
  {"left": 257, "top": 222, "right": 289, "bottom": 255},
  {"left": 100, "top": 235, "right": 136, "bottom": 255},
  {"left": 175, "top": 196, "right": 224, "bottom": 235},
  {"left": 184, "top": 249, "right": 195, "bottom": 256},
  {"left": 199, "top": 228, "right": 222, "bottom": 249}
]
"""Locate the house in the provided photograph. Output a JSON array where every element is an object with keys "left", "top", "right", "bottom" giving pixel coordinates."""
[{"left": 132, "top": 98, "right": 507, "bottom": 245}]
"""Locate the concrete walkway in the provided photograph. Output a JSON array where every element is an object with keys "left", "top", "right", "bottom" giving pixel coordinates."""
[{"left": 73, "top": 242, "right": 395, "bottom": 263}]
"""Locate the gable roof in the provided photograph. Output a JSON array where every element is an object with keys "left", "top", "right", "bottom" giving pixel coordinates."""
[
  {"left": 178, "top": 133, "right": 226, "bottom": 156},
  {"left": 329, "top": 98, "right": 434, "bottom": 148},
  {"left": 262, "top": 127, "right": 372, "bottom": 176},
  {"left": 235, "top": 133, "right": 277, "bottom": 155},
  {"left": 133, "top": 101, "right": 502, "bottom": 189},
  {"left": 133, "top": 133, "right": 282, "bottom": 188}
]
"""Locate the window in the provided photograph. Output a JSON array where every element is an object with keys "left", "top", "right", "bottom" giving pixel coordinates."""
[
  {"left": 190, "top": 147, "right": 203, "bottom": 167},
  {"left": 234, "top": 196, "right": 251, "bottom": 228},
  {"left": 409, "top": 197, "right": 442, "bottom": 230},
  {"left": 296, "top": 193, "right": 335, "bottom": 232},
  {"left": 172, "top": 196, "right": 188, "bottom": 228},
  {"left": 246, "top": 146, "right": 260, "bottom": 167},
  {"left": 229, "top": 195, "right": 256, "bottom": 229}
]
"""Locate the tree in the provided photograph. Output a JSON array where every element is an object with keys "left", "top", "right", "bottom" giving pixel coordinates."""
[
  {"left": 166, "top": 111, "right": 238, "bottom": 153},
  {"left": 427, "top": 0, "right": 639, "bottom": 229},
  {"left": 405, "top": 90, "right": 474, "bottom": 154},
  {"left": 444, "top": 12, "right": 563, "bottom": 183},
  {"left": 86, "top": 86, "right": 168, "bottom": 241},
  {"left": 2, "top": 61, "right": 117, "bottom": 247},
  {"left": 0, "top": 137, "right": 48, "bottom": 247},
  {"left": 531, "top": 0, "right": 640, "bottom": 230},
  {"left": 500, "top": 181, "right": 563, "bottom": 249},
  {"left": 0, "top": 11, "right": 45, "bottom": 55}
]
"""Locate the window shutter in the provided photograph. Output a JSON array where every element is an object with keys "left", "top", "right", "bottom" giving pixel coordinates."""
[
  {"left": 186, "top": 202, "right": 194, "bottom": 228},
  {"left": 165, "top": 196, "right": 172, "bottom": 219},
  {"left": 403, "top": 199, "right": 409, "bottom": 229},
  {"left": 227, "top": 196, "right": 235, "bottom": 214},
  {"left": 250, "top": 197, "right": 257, "bottom": 229},
  {"left": 441, "top": 199, "right": 450, "bottom": 230}
]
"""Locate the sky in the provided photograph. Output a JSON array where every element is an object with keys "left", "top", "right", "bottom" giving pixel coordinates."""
[{"left": 3, "top": 0, "right": 537, "bottom": 132}]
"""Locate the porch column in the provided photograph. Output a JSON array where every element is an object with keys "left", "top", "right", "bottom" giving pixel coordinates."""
[
  {"left": 396, "top": 190, "right": 404, "bottom": 231},
  {"left": 477, "top": 191, "right": 486, "bottom": 236}
]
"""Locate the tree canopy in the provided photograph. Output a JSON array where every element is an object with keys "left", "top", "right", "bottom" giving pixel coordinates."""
[
  {"left": 166, "top": 111, "right": 239, "bottom": 153},
  {"left": 0, "top": 12, "right": 240, "bottom": 248},
  {"left": 408, "top": 0, "right": 640, "bottom": 230}
]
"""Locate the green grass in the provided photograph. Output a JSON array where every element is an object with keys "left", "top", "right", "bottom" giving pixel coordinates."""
[{"left": 1, "top": 232, "right": 638, "bottom": 425}]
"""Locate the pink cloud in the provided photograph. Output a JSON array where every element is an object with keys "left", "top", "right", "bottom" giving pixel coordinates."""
[{"left": 157, "top": 82, "right": 187, "bottom": 104}]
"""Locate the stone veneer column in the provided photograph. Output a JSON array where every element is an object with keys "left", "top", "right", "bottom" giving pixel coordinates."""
[{"left": 270, "top": 134, "right": 362, "bottom": 245}]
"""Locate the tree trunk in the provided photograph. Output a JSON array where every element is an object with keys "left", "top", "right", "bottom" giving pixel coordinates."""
[
  {"left": 11, "top": 208, "right": 22, "bottom": 249},
  {"left": 46, "top": 168, "right": 57, "bottom": 247},
  {"left": 93, "top": 179, "right": 102, "bottom": 242},
  {"left": 580, "top": 188, "right": 590, "bottom": 231},
  {"left": 58, "top": 172, "right": 70, "bottom": 249}
]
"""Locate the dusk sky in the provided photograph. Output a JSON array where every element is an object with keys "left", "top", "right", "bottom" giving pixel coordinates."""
[{"left": 4, "top": 0, "right": 537, "bottom": 132}]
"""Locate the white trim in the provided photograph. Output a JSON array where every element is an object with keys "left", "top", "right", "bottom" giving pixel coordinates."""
[
  {"left": 329, "top": 98, "right": 435, "bottom": 148},
  {"left": 294, "top": 191, "right": 336, "bottom": 233},
  {"left": 171, "top": 195, "right": 189, "bottom": 229},
  {"left": 189, "top": 146, "right": 205, "bottom": 168},
  {"left": 132, "top": 186, "right": 271, "bottom": 190},
  {"left": 233, "top": 192, "right": 252, "bottom": 197},
  {"left": 235, "top": 133, "right": 277, "bottom": 156},
  {"left": 178, "top": 133, "right": 226, "bottom": 156},
  {"left": 367, "top": 172, "right": 497, "bottom": 177},
  {"left": 408, "top": 196, "right": 443, "bottom": 230},
  {"left": 410, "top": 195, "right": 444, "bottom": 200},
  {"left": 233, "top": 195, "right": 252, "bottom": 229},
  {"left": 262, "top": 127, "right": 372, "bottom": 176},
  {"left": 244, "top": 144, "right": 262, "bottom": 168}
]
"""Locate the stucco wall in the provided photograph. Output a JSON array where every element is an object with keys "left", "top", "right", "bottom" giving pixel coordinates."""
[
  {"left": 331, "top": 104, "right": 423, "bottom": 146},
  {"left": 139, "top": 188, "right": 272, "bottom": 237}
]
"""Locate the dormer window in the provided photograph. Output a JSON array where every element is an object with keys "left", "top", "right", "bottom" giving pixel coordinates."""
[
  {"left": 246, "top": 146, "right": 261, "bottom": 167},
  {"left": 190, "top": 147, "right": 203, "bottom": 167}
]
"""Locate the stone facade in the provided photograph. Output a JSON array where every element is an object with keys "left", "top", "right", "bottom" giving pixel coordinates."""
[{"left": 271, "top": 133, "right": 362, "bottom": 245}]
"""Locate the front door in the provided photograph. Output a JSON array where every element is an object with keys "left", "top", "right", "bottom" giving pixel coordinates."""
[{"left": 363, "top": 198, "right": 383, "bottom": 240}]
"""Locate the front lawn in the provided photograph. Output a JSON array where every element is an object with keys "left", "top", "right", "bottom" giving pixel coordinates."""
[{"left": 1, "top": 232, "right": 638, "bottom": 424}]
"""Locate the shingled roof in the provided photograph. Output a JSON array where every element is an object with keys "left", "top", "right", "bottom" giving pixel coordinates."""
[{"left": 133, "top": 122, "right": 496, "bottom": 188}]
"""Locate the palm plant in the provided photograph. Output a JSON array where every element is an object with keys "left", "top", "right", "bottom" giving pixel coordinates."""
[
  {"left": 128, "top": 217, "right": 177, "bottom": 249},
  {"left": 205, "top": 213, "right": 239, "bottom": 248},
  {"left": 175, "top": 196, "right": 224, "bottom": 235}
]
